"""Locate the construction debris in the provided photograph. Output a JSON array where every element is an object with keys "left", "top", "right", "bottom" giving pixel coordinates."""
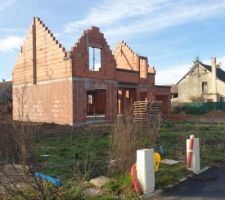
[
  {"left": 160, "top": 159, "right": 180, "bottom": 165},
  {"left": 89, "top": 176, "right": 110, "bottom": 188}
]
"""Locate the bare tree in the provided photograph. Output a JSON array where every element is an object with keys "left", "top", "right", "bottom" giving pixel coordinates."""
[{"left": 0, "top": 85, "right": 61, "bottom": 200}]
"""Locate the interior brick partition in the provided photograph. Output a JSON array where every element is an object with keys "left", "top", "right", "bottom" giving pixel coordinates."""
[{"left": 12, "top": 17, "right": 171, "bottom": 125}]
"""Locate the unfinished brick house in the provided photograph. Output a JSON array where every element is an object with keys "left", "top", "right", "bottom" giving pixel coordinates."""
[{"left": 13, "top": 17, "right": 170, "bottom": 125}]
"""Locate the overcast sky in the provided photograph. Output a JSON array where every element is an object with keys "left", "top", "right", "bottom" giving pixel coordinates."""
[{"left": 1, "top": 0, "right": 225, "bottom": 84}]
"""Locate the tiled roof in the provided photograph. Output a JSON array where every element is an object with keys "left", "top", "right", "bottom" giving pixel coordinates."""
[
  {"left": 200, "top": 62, "right": 225, "bottom": 82},
  {"left": 177, "top": 61, "right": 225, "bottom": 84}
]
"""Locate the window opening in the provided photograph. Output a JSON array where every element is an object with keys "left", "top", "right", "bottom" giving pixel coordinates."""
[
  {"left": 89, "top": 47, "right": 101, "bottom": 71},
  {"left": 202, "top": 82, "right": 208, "bottom": 93}
]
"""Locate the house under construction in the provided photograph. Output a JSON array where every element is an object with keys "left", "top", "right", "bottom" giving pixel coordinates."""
[{"left": 12, "top": 17, "right": 171, "bottom": 125}]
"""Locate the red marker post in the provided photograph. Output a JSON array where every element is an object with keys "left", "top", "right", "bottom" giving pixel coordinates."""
[
  {"left": 131, "top": 163, "right": 141, "bottom": 193},
  {"left": 187, "top": 135, "right": 194, "bottom": 169},
  {"left": 186, "top": 135, "right": 200, "bottom": 173}
]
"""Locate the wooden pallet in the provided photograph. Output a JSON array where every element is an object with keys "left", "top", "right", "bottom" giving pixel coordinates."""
[{"left": 132, "top": 101, "right": 161, "bottom": 127}]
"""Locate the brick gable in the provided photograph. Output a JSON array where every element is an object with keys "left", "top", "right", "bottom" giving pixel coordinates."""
[
  {"left": 71, "top": 26, "right": 116, "bottom": 80},
  {"left": 13, "top": 17, "right": 71, "bottom": 85}
]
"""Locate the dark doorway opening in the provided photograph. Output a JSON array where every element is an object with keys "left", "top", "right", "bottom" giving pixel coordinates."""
[
  {"left": 87, "top": 90, "right": 106, "bottom": 117},
  {"left": 117, "top": 88, "right": 136, "bottom": 114},
  {"left": 140, "top": 92, "right": 147, "bottom": 101}
]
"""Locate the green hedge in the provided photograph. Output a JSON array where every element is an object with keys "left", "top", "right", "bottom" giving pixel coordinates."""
[{"left": 174, "top": 102, "right": 225, "bottom": 115}]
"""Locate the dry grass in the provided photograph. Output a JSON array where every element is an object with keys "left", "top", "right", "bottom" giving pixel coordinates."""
[{"left": 110, "top": 111, "right": 160, "bottom": 172}]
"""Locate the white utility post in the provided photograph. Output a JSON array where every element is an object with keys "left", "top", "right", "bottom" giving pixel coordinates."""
[
  {"left": 186, "top": 135, "right": 200, "bottom": 173},
  {"left": 136, "top": 149, "right": 155, "bottom": 197}
]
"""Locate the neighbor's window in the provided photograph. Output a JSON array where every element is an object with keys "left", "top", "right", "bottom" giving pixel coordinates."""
[
  {"left": 89, "top": 47, "right": 101, "bottom": 71},
  {"left": 202, "top": 82, "right": 208, "bottom": 93}
]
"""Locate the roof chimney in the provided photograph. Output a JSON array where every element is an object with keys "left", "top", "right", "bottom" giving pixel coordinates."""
[
  {"left": 211, "top": 57, "right": 217, "bottom": 100},
  {"left": 211, "top": 57, "right": 216, "bottom": 68}
]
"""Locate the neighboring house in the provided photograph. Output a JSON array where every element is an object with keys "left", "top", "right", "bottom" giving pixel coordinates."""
[
  {"left": 173, "top": 57, "right": 225, "bottom": 103},
  {"left": 12, "top": 17, "right": 171, "bottom": 125},
  {"left": 0, "top": 80, "right": 12, "bottom": 103}
]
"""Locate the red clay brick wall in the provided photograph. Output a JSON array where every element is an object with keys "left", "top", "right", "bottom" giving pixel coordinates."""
[
  {"left": 116, "top": 70, "right": 139, "bottom": 83},
  {"left": 34, "top": 19, "right": 71, "bottom": 81},
  {"left": 136, "top": 84, "right": 155, "bottom": 102},
  {"left": 13, "top": 80, "right": 73, "bottom": 124},
  {"left": 71, "top": 27, "right": 116, "bottom": 80},
  {"left": 13, "top": 18, "right": 71, "bottom": 84},
  {"left": 12, "top": 17, "right": 170, "bottom": 125},
  {"left": 148, "top": 74, "right": 155, "bottom": 85},
  {"left": 13, "top": 18, "right": 73, "bottom": 125},
  {"left": 72, "top": 78, "right": 117, "bottom": 123},
  {"left": 113, "top": 41, "right": 139, "bottom": 71},
  {"left": 70, "top": 27, "right": 118, "bottom": 123},
  {"left": 113, "top": 41, "right": 155, "bottom": 85},
  {"left": 140, "top": 57, "right": 148, "bottom": 79},
  {"left": 155, "top": 86, "right": 171, "bottom": 113},
  {"left": 13, "top": 25, "right": 33, "bottom": 85},
  {"left": 72, "top": 79, "right": 85, "bottom": 123},
  {"left": 105, "top": 82, "right": 117, "bottom": 120}
]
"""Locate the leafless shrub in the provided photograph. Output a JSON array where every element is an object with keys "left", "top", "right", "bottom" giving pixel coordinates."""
[
  {"left": 110, "top": 110, "right": 160, "bottom": 172},
  {"left": 0, "top": 101, "right": 12, "bottom": 122},
  {"left": 0, "top": 84, "right": 62, "bottom": 200},
  {"left": 0, "top": 118, "right": 56, "bottom": 200}
]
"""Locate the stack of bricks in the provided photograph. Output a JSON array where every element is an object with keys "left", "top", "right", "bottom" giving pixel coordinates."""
[{"left": 133, "top": 101, "right": 161, "bottom": 127}]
